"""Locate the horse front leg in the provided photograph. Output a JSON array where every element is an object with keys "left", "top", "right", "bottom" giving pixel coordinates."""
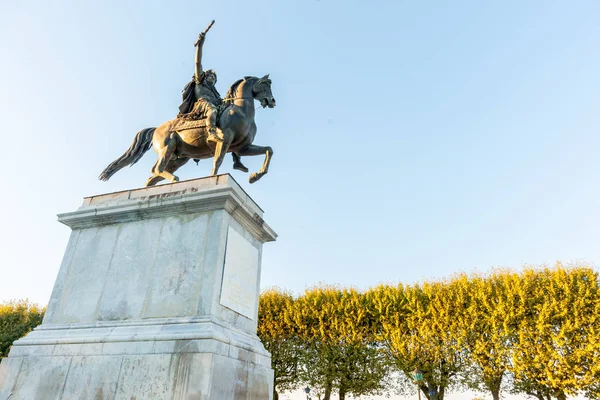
[
  {"left": 210, "top": 130, "right": 234, "bottom": 176},
  {"left": 236, "top": 144, "right": 274, "bottom": 183}
]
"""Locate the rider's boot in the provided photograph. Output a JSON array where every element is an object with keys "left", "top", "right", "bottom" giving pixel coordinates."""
[{"left": 206, "top": 125, "right": 224, "bottom": 143}]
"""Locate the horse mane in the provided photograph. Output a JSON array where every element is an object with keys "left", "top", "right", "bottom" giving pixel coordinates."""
[{"left": 224, "top": 76, "right": 256, "bottom": 104}]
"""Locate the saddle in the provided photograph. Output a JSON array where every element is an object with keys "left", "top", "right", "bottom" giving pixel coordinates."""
[
  {"left": 170, "top": 117, "right": 208, "bottom": 132},
  {"left": 171, "top": 102, "right": 229, "bottom": 133}
]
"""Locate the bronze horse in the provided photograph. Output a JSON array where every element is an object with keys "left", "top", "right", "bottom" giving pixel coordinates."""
[{"left": 99, "top": 75, "right": 275, "bottom": 186}]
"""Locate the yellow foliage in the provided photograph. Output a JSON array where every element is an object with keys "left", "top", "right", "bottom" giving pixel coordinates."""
[
  {"left": 0, "top": 299, "right": 45, "bottom": 358},
  {"left": 509, "top": 264, "right": 600, "bottom": 399},
  {"left": 258, "top": 288, "right": 299, "bottom": 396},
  {"left": 257, "top": 265, "right": 600, "bottom": 400}
]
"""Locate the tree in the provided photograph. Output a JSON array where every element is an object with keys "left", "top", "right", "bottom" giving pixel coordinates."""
[
  {"left": 0, "top": 299, "right": 44, "bottom": 358},
  {"left": 258, "top": 289, "right": 301, "bottom": 400},
  {"left": 370, "top": 280, "right": 469, "bottom": 400},
  {"left": 582, "top": 284, "right": 600, "bottom": 399},
  {"left": 509, "top": 265, "right": 600, "bottom": 400},
  {"left": 458, "top": 270, "right": 518, "bottom": 400},
  {"left": 293, "top": 286, "right": 391, "bottom": 400}
]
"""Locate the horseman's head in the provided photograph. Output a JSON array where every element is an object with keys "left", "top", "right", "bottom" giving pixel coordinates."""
[
  {"left": 253, "top": 74, "right": 276, "bottom": 108},
  {"left": 204, "top": 69, "right": 217, "bottom": 86}
]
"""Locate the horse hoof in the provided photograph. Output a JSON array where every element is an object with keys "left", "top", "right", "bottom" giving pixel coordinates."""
[{"left": 249, "top": 173, "right": 259, "bottom": 184}]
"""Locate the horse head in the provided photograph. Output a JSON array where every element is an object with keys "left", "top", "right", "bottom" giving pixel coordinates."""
[{"left": 252, "top": 74, "right": 276, "bottom": 108}]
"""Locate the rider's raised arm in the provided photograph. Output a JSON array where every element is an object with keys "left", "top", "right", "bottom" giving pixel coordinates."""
[{"left": 194, "top": 33, "right": 206, "bottom": 83}]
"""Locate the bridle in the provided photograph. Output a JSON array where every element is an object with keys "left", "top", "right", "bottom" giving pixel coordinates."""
[{"left": 222, "top": 78, "right": 272, "bottom": 103}]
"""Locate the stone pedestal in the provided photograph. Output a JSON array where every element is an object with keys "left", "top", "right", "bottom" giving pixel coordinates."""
[{"left": 0, "top": 175, "right": 277, "bottom": 400}]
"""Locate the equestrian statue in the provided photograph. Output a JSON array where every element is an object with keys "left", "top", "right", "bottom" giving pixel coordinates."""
[{"left": 99, "top": 20, "right": 276, "bottom": 186}]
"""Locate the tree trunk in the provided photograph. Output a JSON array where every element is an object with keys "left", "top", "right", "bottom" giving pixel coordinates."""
[
  {"left": 555, "top": 392, "right": 567, "bottom": 400},
  {"left": 323, "top": 381, "right": 333, "bottom": 400},
  {"left": 485, "top": 376, "right": 502, "bottom": 400},
  {"left": 533, "top": 391, "right": 550, "bottom": 400},
  {"left": 438, "top": 385, "right": 445, "bottom": 400},
  {"left": 338, "top": 385, "right": 346, "bottom": 400},
  {"left": 424, "top": 382, "right": 442, "bottom": 400},
  {"left": 418, "top": 384, "right": 429, "bottom": 400},
  {"left": 273, "top": 389, "right": 279, "bottom": 400},
  {"left": 530, "top": 392, "right": 543, "bottom": 400}
]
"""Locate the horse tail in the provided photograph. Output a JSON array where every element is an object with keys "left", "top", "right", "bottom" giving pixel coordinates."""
[{"left": 98, "top": 127, "right": 155, "bottom": 181}]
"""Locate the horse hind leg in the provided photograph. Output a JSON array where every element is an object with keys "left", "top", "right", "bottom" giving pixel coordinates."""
[
  {"left": 145, "top": 156, "right": 190, "bottom": 187},
  {"left": 152, "top": 132, "right": 181, "bottom": 183},
  {"left": 145, "top": 174, "right": 164, "bottom": 187},
  {"left": 146, "top": 156, "right": 169, "bottom": 186},
  {"left": 145, "top": 132, "right": 180, "bottom": 187}
]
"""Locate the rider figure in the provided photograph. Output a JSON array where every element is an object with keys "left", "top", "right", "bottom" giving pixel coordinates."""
[
  {"left": 178, "top": 24, "right": 248, "bottom": 172},
  {"left": 178, "top": 30, "right": 222, "bottom": 143}
]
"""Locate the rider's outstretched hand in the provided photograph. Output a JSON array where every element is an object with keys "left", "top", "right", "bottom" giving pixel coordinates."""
[{"left": 194, "top": 32, "right": 205, "bottom": 47}]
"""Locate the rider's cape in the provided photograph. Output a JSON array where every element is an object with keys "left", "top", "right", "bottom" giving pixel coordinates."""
[
  {"left": 178, "top": 79, "right": 197, "bottom": 115},
  {"left": 178, "top": 76, "right": 223, "bottom": 116}
]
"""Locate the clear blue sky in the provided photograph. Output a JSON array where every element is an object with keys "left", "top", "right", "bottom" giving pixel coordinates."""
[{"left": 1, "top": 0, "right": 599, "bottom": 310}]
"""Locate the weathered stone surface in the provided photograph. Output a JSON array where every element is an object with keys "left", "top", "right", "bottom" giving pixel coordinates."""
[
  {"left": 62, "top": 356, "right": 122, "bottom": 399},
  {"left": 0, "top": 175, "right": 276, "bottom": 399}
]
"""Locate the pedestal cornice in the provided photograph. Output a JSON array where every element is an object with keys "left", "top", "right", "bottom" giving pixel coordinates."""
[{"left": 57, "top": 174, "right": 277, "bottom": 243}]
